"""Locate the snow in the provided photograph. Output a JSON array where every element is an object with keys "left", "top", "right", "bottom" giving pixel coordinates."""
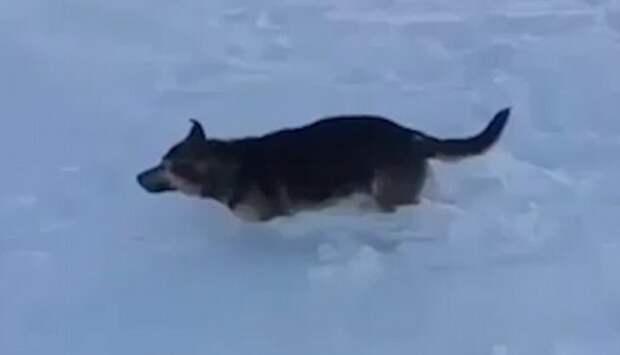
[{"left": 2, "top": 0, "right": 620, "bottom": 354}]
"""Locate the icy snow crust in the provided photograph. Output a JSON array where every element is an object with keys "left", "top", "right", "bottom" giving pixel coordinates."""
[{"left": 2, "top": 0, "right": 620, "bottom": 354}]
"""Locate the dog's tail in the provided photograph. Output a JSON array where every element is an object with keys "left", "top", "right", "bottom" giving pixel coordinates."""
[{"left": 417, "top": 107, "right": 510, "bottom": 161}]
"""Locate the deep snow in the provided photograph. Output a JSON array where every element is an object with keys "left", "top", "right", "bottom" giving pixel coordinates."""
[{"left": 2, "top": 0, "right": 620, "bottom": 354}]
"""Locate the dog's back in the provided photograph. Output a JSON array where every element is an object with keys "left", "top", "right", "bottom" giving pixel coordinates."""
[{"left": 230, "top": 116, "right": 416, "bottom": 200}]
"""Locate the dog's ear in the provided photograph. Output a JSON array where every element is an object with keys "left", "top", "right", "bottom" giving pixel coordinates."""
[{"left": 186, "top": 119, "right": 206, "bottom": 142}]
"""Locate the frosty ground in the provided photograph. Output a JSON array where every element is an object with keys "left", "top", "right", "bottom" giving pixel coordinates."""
[{"left": 2, "top": 0, "right": 620, "bottom": 354}]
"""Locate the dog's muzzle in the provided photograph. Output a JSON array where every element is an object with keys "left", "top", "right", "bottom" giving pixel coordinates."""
[{"left": 136, "top": 165, "right": 175, "bottom": 193}]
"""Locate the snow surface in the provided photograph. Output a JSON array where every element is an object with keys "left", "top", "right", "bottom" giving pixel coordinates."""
[{"left": 2, "top": 0, "right": 620, "bottom": 354}]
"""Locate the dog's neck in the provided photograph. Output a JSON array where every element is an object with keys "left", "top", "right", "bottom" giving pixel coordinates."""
[{"left": 196, "top": 139, "right": 243, "bottom": 206}]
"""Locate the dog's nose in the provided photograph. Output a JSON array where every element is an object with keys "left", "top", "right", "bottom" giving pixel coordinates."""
[
  {"left": 136, "top": 166, "right": 173, "bottom": 193},
  {"left": 136, "top": 171, "right": 147, "bottom": 188},
  {"left": 136, "top": 171, "right": 153, "bottom": 191}
]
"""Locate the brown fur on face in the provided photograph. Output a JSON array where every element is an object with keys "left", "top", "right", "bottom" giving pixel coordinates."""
[{"left": 137, "top": 108, "right": 510, "bottom": 222}]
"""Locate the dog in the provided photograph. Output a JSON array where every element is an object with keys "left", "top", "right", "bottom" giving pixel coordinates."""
[{"left": 137, "top": 108, "right": 510, "bottom": 222}]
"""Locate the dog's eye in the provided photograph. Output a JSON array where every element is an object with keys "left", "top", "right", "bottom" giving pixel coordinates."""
[
  {"left": 170, "top": 162, "right": 202, "bottom": 180},
  {"left": 163, "top": 144, "right": 184, "bottom": 160}
]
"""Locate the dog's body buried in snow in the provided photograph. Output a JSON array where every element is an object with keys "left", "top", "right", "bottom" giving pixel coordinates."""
[{"left": 137, "top": 108, "right": 510, "bottom": 222}]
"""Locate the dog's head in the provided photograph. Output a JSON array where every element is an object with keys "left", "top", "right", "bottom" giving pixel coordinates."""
[{"left": 137, "top": 119, "right": 217, "bottom": 197}]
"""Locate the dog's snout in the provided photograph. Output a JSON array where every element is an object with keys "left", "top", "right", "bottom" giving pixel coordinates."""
[
  {"left": 136, "top": 171, "right": 150, "bottom": 188},
  {"left": 136, "top": 166, "right": 174, "bottom": 193}
]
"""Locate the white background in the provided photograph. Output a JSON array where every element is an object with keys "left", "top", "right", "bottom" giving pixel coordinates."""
[{"left": 2, "top": 0, "right": 620, "bottom": 354}]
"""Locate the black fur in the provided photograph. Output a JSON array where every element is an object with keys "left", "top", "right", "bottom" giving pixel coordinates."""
[{"left": 420, "top": 107, "right": 510, "bottom": 158}]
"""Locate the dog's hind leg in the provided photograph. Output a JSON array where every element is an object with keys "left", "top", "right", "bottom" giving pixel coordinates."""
[{"left": 371, "top": 160, "right": 428, "bottom": 212}]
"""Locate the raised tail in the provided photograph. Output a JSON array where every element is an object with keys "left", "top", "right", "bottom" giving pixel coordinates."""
[{"left": 419, "top": 107, "right": 510, "bottom": 160}]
